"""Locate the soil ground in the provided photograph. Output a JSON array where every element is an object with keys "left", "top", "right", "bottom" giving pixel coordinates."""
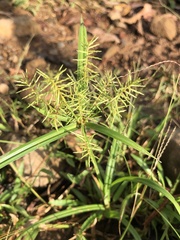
[{"left": 0, "top": 0, "right": 180, "bottom": 239}]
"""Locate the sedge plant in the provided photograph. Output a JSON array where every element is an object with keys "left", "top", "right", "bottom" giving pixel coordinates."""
[{"left": 0, "top": 17, "right": 180, "bottom": 239}]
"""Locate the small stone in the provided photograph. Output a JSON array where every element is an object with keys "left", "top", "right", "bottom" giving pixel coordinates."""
[
  {"left": 150, "top": 14, "right": 177, "bottom": 40},
  {"left": 153, "top": 44, "right": 163, "bottom": 57},
  {"left": 0, "top": 83, "right": 9, "bottom": 94},
  {"left": 160, "top": 128, "right": 180, "bottom": 193},
  {"left": 18, "top": 149, "right": 60, "bottom": 187},
  {"left": 0, "top": 19, "right": 14, "bottom": 42},
  {"left": 5, "top": 134, "right": 61, "bottom": 188}
]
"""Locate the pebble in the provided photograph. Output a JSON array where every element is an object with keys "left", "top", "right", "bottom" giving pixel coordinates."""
[
  {"left": 160, "top": 128, "right": 180, "bottom": 193},
  {"left": 150, "top": 14, "right": 177, "bottom": 40},
  {"left": 0, "top": 19, "right": 14, "bottom": 42},
  {"left": 0, "top": 83, "right": 9, "bottom": 94}
]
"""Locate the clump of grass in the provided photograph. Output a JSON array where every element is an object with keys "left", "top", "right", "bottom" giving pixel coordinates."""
[{"left": 0, "top": 17, "right": 179, "bottom": 240}]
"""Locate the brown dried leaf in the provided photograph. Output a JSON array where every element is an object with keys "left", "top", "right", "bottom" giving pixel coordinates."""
[
  {"left": 108, "top": 9, "right": 122, "bottom": 21},
  {"left": 89, "top": 28, "right": 120, "bottom": 43},
  {"left": 102, "top": 45, "right": 120, "bottom": 62},
  {"left": 136, "top": 19, "right": 144, "bottom": 35},
  {"left": 114, "top": 3, "right": 131, "bottom": 17},
  {"left": 9, "top": 213, "right": 19, "bottom": 226},
  {"left": 121, "top": 3, "right": 155, "bottom": 24},
  {"left": 108, "top": 3, "right": 131, "bottom": 20}
]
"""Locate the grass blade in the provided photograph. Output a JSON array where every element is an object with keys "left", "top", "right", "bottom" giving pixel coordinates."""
[
  {"left": 0, "top": 123, "right": 77, "bottom": 169},
  {"left": 18, "top": 204, "right": 105, "bottom": 238},
  {"left": 103, "top": 139, "right": 117, "bottom": 208},
  {"left": 77, "top": 16, "right": 88, "bottom": 81},
  {"left": 112, "top": 176, "right": 180, "bottom": 215},
  {"left": 86, "top": 122, "right": 155, "bottom": 158}
]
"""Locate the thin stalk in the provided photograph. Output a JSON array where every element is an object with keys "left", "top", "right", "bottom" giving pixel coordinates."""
[
  {"left": 81, "top": 124, "right": 103, "bottom": 190},
  {"left": 103, "top": 138, "right": 117, "bottom": 208},
  {"left": 77, "top": 16, "right": 88, "bottom": 82}
]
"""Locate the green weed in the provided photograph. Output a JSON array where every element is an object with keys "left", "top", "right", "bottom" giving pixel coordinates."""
[{"left": 0, "top": 17, "right": 179, "bottom": 240}]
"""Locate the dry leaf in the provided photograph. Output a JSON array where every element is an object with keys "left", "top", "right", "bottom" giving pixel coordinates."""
[
  {"left": 114, "top": 3, "right": 131, "bottom": 17},
  {"left": 36, "top": 204, "right": 51, "bottom": 217},
  {"left": 121, "top": 3, "right": 155, "bottom": 24},
  {"left": 9, "top": 213, "right": 19, "bottom": 226},
  {"left": 108, "top": 9, "right": 122, "bottom": 21},
  {"left": 103, "top": 45, "right": 120, "bottom": 62},
  {"left": 109, "top": 3, "right": 131, "bottom": 20},
  {"left": 142, "top": 3, "right": 156, "bottom": 21},
  {"left": 137, "top": 19, "right": 144, "bottom": 35},
  {"left": 89, "top": 28, "right": 120, "bottom": 43},
  {"left": 102, "top": 0, "right": 119, "bottom": 7}
]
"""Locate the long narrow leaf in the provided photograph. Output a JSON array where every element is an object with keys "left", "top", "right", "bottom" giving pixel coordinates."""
[
  {"left": 18, "top": 204, "right": 105, "bottom": 238},
  {"left": 112, "top": 176, "right": 180, "bottom": 215},
  {"left": 104, "top": 209, "right": 141, "bottom": 240},
  {"left": 122, "top": 217, "right": 141, "bottom": 240},
  {"left": 77, "top": 212, "right": 103, "bottom": 237},
  {"left": 145, "top": 198, "right": 180, "bottom": 238},
  {"left": 77, "top": 16, "right": 88, "bottom": 80},
  {"left": 0, "top": 123, "right": 77, "bottom": 169},
  {"left": 86, "top": 122, "right": 155, "bottom": 158},
  {"left": 103, "top": 139, "right": 117, "bottom": 207}
]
